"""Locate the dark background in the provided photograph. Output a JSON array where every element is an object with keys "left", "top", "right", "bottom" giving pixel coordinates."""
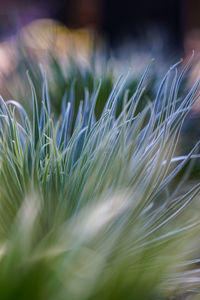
[{"left": 1, "top": 0, "right": 200, "bottom": 56}]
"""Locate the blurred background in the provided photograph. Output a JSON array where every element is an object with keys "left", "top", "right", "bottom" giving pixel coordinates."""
[{"left": 0, "top": 0, "right": 200, "bottom": 56}]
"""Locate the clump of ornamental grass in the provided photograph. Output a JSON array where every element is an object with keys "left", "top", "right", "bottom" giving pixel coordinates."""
[{"left": 0, "top": 56, "right": 199, "bottom": 300}]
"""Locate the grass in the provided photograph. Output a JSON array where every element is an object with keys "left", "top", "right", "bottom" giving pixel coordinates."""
[{"left": 0, "top": 52, "right": 199, "bottom": 299}]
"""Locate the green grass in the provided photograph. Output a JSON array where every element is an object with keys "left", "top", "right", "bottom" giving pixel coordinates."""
[{"left": 0, "top": 54, "right": 199, "bottom": 299}]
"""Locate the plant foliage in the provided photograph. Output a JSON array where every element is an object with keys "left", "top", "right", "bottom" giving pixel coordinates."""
[{"left": 0, "top": 56, "right": 199, "bottom": 299}]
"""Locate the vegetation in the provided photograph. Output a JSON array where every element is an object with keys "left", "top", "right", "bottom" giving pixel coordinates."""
[{"left": 0, "top": 48, "right": 199, "bottom": 299}]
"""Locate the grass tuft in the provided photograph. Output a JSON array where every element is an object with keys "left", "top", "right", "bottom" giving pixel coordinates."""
[{"left": 0, "top": 56, "right": 199, "bottom": 299}]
